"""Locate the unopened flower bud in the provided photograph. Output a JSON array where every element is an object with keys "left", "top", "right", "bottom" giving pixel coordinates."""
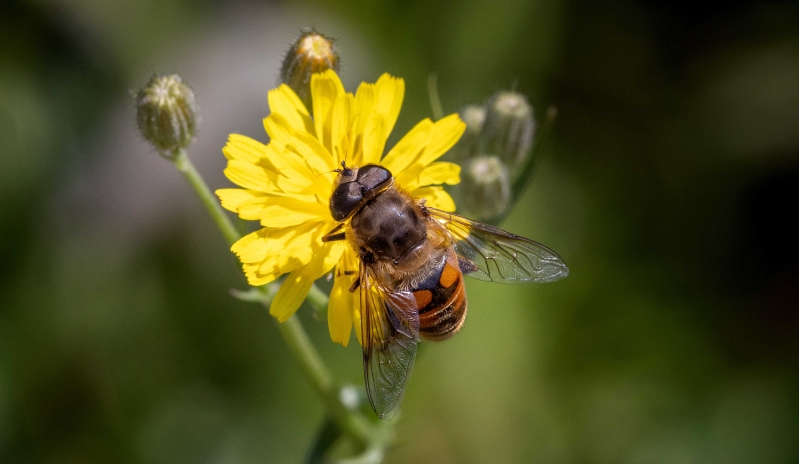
[
  {"left": 479, "top": 91, "right": 535, "bottom": 171},
  {"left": 280, "top": 29, "right": 340, "bottom": 110},
  {"left": 445, "top": 104, "right": 486, "bottom": 162},
  {"left": 461, "top": 104, "right": 487, "bottom": 137},
  {"left": 136, "top": 74, "right": 199, "bottom": 153},
  {"left": 460, "top": 155, "right": 511, "bottom": 221}
]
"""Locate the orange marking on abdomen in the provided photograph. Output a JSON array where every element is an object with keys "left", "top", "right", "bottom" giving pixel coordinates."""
[
  {"left": 413, "top": 289, "right": 433, "bottom": 310},
  {"left": 419, "top": 280, "right": 468, "bottom": 341},
  {"left": 439, "top": 262, "right": 459, "bottom": 288}
]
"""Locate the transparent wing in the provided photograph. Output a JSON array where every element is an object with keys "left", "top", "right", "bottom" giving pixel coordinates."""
[
  {"left": 426, "top": 207, "right": 569, "bottom": 284},
  {"left": 360, "top": 262, "right": 420, "bottom": 420}
]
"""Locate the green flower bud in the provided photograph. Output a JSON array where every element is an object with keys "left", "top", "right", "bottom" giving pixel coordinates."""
[
  {"left": 445, "top": 104, "right": 486, "bottom": 163},
  {"left": 136, "top": 74, "right": 199, "bottom": 153},
  {"left": 461, "top": 104, "right": 487, "bottom": 137},
  {"left": 459, "top": 155, "right": 511, "bottom": 222},
  {"left": 479, "top": 91, "right": 535, "bottom": 172},
  {"left": 280, "top": 29, "right": 340, "bottom": 110}
]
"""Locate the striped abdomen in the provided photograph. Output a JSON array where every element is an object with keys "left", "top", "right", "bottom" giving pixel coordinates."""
[{"left": 413, "top": 249, "right": 467, "bottom": 341}]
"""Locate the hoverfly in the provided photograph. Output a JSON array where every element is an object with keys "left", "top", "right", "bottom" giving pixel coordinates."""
[{"left": 322, "top": 163, "right": 568, "bottom": 419}]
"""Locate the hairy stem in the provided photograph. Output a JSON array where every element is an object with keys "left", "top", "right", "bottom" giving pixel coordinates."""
[{"left": 172, "top": 149, "right": 240, "bottom": 247}]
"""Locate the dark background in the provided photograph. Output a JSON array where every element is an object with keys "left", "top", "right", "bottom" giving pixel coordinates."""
[{"left": 1, "top": 0, "right": 798, "bottom": 462}]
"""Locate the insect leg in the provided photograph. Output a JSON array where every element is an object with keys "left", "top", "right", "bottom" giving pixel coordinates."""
[{"left": 322, "top": 224, "right": 346, "bottom": 242}]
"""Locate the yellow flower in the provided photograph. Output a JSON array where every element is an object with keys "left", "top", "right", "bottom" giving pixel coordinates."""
[{"left": 216, "top": 70, "right": 465, "bottom": 346}]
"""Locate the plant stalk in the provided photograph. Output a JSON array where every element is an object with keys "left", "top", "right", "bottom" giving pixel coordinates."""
[
  {"left": 172, "top": 149, "right": 240, "bottom": 247},
  {"left": 427, "top": 73, "right": 445, "bottom": 121}
]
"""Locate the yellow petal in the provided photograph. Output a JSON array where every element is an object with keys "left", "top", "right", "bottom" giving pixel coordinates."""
[
  {"left": 399, "top": 161, "right": 460, "bottom": 192},
  {"left": 263, "top": 113, "right": 298, "bottom": 145},
  {"left": 361, "top": 114, "right": 386, "bottom": 165},
  {"left": 235, "top": 194, "right": 327, "bottom": 225},
  {"left": 328, "top": 248, "right": 359, "bottom": 346},
  {"left": 224, "top": 160, "right": 278, "bottom": 192},
  {"left": 267, "top": 84, "right": 315, "bottom": 136},
  {"left": 416, "top": 162, "right": 461, "bottom": 188},
  {"left": 223, "top": 134, "right": 268, "bottom": 164},
  {"left": 349, "top": 83, "right": 376, "bottom": 165},
  {"left": 231, "top": 228, "right": 271, "bottom": 263},
  {"left": 287, "top": 131, "right": 337, "bottom": 174},
  {"left": 272, "top": 169, "right": 331, "bottom": 197},
  {"left": 216, "top": 188, "right": 263, "bottom": 213},
  {"left": 352, "top": 299, "right": 363, "bottom": 346},
  {"left": 244, "top": 252, "right": 306, "bottom": 286},
  {"left": 328, "top": 276, "right": 353, "bottom": 345},
  {"left": 256, "top": 209, "right": 324, "bottom": 228},
  {"left": 269, "top": 223, "right": 338, "bottom": 276},
  {"left": 331, "top": 92, "right": 353, "bottom": 166},
  {"left": 233, "top": 222, "right": 316, "bottom": 263},
  {"left": 255, "top": 239, "right": 315, "bottom": 279},
  {"left": 258, "top": 139, "right": 300, "bottom": 173},
  {"left": 235, "top": 222, "right": 322, "bottom": 285},
  {"left": 353, "top": 83, "right": 376, "bottom": 126},
  {"left": 321, "top": 241, "right": 346, "bottom": 274},
  {"left": 414, "top": 186, "right": 456, "bottom": 212},
  {"left": 374, "top": 74, "right": 404, "bottom": 141},
  {"left": 270, "top": 242, "right": 344, "bottom": 322},
  {"left": 311, "top": 70, "right": 345, "bottom": 153},
  {"left": 416, "top": 114, "right": 466, "bottom": 167},
  {"left": 241, "top": 267, "right": 279, "bottom": 287},
  {"left": 381, "top": 118, "right": 433, "bottom": 173},
  {"left": 268, "top": 268, "right": 313, "bottom": 319},
  {"left": 392, "top": 115, "right": 462, "bottom": 187},
  {"left": 261, "top": 137, "right": 334, "bottom": 198}
]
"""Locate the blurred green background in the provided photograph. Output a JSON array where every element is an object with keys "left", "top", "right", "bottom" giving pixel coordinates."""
[{"left": 2, "top": 0, "right": 798, "bottom": 462}]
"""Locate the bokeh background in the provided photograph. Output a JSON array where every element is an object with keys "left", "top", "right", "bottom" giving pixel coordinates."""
[{"left": 2, "top": 0, "right": 798, "bottom": 462}]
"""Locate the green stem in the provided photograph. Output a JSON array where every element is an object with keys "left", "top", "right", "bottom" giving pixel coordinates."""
[
  {"left": 172, "top": 149, "right": 240, "bottom": 247},
  {"left": 427, "top": 73, "right": 444, "bottom": 121},
  {"left": 277, "top": 316, "right": 373, "bottom": 445},
  {"left": 168, "top": 149, "right": 376, "bottom": 447}
]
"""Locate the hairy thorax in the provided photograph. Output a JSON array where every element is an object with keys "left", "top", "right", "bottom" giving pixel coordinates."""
[{"left": 348, "top": 188, "right": 446, "bottom": 291}]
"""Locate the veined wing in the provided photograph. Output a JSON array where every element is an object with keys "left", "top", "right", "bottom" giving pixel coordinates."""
[
  {"left": 426, "top": 207, "right": 569, "bottom": 284},
  {"left": 360, "top": 262, "right": 420, "bottom": 419}
]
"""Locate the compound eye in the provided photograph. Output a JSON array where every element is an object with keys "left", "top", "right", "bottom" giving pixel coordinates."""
[
  {"left": 356, "top": 165, "right": 392, "bottom": 192},
  {"left": 329, "top": 181, "right": 363, "bottom": 221}
]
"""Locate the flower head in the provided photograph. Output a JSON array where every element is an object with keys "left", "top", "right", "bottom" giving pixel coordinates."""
[{"left": 217, "top": 70, "right": 465, "bottom": 346}]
